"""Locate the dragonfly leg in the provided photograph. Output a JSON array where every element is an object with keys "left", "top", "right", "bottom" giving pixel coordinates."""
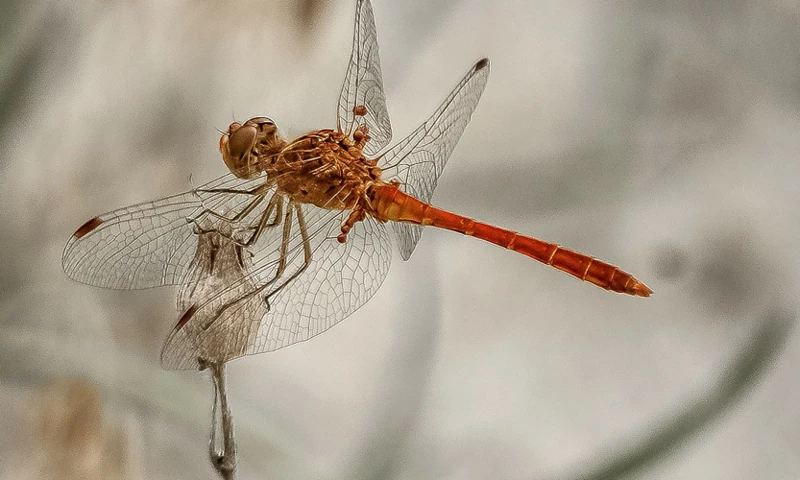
[
  {"left": 263, "top": 202, "right": 312, "bottom": 306},
  {"left": 197, "top": 193, "right": 282, "bottom": 244},
  {"left": 189, "top": 193, "right": 266, "bottom": 234},
  {"left": 251, "top": 199, "right": 294, "bottom": 311},
  {"left": 188, "top": 183, "right": 272, "bottom": 226},
  {"left": 200, "top": 204, "right": 295, "bottom": 329},
  {"left": 199, "top": 202, "right": 313, "bottom": 332},
  {"left": 193, "top": 192, "right": 286, "bottom": 249},
  {"left": 195, "top": 184, "right": 268, "bottom": 196},
  {"left": 337, "top": 203, "right": 366, "bottom": 243},
  {"left": 239, "top": 194, "right": 284, "bottom": 247}
]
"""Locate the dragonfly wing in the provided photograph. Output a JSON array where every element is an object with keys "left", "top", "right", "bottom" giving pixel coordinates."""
[
  {"left": 378, "top": 58, "right": 490, "bottom": 260},
  {"left": 161, "top": 203, "right": 392, "bottom": 370},
  {"left": 163, "top": 229, "right": 270, "bottom": 370},
  {"left": 259, "top": 214, "right": 391, "bottom": 352},
  {"left": 337, "top": 0, "right": 392, "bottom": 155},
  {"left": 62, "top": 174, "right": 269, "bottom": 289}
]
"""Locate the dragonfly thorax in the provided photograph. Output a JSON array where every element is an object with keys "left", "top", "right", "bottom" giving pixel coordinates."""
[{"left": 267, "top": 129, "right": 384, "bottom": 211}]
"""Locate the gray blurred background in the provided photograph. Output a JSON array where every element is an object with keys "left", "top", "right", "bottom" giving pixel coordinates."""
[{"left": 1, "top": 1, "right": 799, "bottom": 479}]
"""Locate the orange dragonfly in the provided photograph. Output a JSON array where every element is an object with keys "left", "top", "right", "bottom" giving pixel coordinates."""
[{"left": 63, "top": 0, "right": 651, "bottom": 370}]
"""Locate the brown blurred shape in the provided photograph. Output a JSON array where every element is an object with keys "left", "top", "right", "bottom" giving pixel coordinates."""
[{"left": 28, "top": 378, "right": 129, "bottom": 480}]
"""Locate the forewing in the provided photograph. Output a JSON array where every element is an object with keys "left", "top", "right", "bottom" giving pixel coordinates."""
[
  {"left": 337, "top": 0, "right": 392, "bottom": 155},
  {"left": 378, "top": 58, "right": 490, "bottom": 260},
  {"left": 62, "top": 174, "right": 268, "bottom": 289},
  {"left": 161, "top": 203, "right": 392, "bottom": 370}
]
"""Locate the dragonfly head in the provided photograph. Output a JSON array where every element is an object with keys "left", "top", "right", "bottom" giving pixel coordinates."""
[{"left": 219, "top": 117, "right": 283, "bottom": 179}]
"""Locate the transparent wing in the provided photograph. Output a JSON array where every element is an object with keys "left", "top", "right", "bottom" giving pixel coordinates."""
[
  {"left": 337, "top": 0, "right": 392, "bottom": 155},
  {"left": 61, "top": 173, "right": 271, "bottom": 289},
  {"left": 161, "top": 202, "right": 392, "bottom": 370},
  {"left": 166, "top": 229, "right": 270, "bottom": 369},
  {"left": 378, "top": 58, "right": 490, "bottom": 260}
]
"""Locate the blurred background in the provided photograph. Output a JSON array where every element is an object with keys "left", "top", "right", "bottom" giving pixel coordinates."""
[{"left": 1, "top": 0, "right": 798, "bottom": 479}]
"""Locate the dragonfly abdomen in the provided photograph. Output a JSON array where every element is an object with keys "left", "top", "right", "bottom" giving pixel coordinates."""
[{"left": 372, "top": 184, "right": 651, "bottom": 297}]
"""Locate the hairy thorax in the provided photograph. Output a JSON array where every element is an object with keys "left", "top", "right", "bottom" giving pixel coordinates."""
[{"left": 266, "top": 129, "right": 385, "bottom": 210}]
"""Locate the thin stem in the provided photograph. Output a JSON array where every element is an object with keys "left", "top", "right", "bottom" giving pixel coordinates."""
[{"left": 209, "top": 362, "right": 236, "bottom": 480}]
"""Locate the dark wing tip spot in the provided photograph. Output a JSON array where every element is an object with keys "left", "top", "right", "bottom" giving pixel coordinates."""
[
  {"left": 475, "top": 58, "right": 490, "bottom": 71},
  {"left": 175, "top": 303, "right": 199, "bottom": 330},
  {"left": 73, "top": 217, "right": 103, "bottom": 239}
]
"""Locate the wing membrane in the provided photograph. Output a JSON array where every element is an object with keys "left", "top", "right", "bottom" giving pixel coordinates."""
[
  {"left": 379, "top": 58, "right": 490, "bottom": 260},
  {"left": 161, "top": 203, "right": 392, "bottom": 369},
  {"left": 166, "top": 228, "right": 269, "bottom": 369},
  {"left": 62, "top": 174, "right": 270, "bottom": 289},
  {"left": 337, "top": 0, "right": 392, "bottom": 155}
]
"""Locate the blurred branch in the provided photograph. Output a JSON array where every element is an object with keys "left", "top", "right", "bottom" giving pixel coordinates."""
[
  {"left": 208, "top": 361, "right": 237, "bottom": 479},
  {"left": 550, "top": 306, "right": 795, "bottom": 480}
]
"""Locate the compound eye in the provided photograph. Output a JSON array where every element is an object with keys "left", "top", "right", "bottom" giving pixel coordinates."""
[
  {"left": 246, "top": 116, "right": 274, "bottom": 126},
  {"left": 245, "top": 117, "right": 275, "bottom": 134},
  {"left": 226, "top": 121, "right": 242, "bottom": 135},
  {"left": 227, "top": 124, "right": 257, "bottom": 160}
]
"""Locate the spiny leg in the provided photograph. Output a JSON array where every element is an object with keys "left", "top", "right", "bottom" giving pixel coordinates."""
[
  {"left": 337, "top": 201, "right": 367, "bottom": 243},
  {"left": 263, "top": 201, "right": 313, "bottom": 306},
  {"left": 189, "top": 183, "right": 272, "bottom": 229},
  {"left": 195, "top": 184, "right": 268, "bottom": 196},
  {"left": 199, "top": 205, "right": 295, "bottom": 331},
  {"left": 198, "top": 202, "right": 317, "bottom": 334},
  {"left": 239, "top": 194, "right": 284, "bottom": 247},
  {"left": 196, "top": 192, "right": 284, "bottom": 252},
  {"left": 190, "top": 194, "right": 266, "bottom": 237}
]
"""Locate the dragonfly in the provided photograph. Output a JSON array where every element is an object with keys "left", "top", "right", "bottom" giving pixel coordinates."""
[{"left": 63, "top": 0, "right": 651, "bottom": 370}]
